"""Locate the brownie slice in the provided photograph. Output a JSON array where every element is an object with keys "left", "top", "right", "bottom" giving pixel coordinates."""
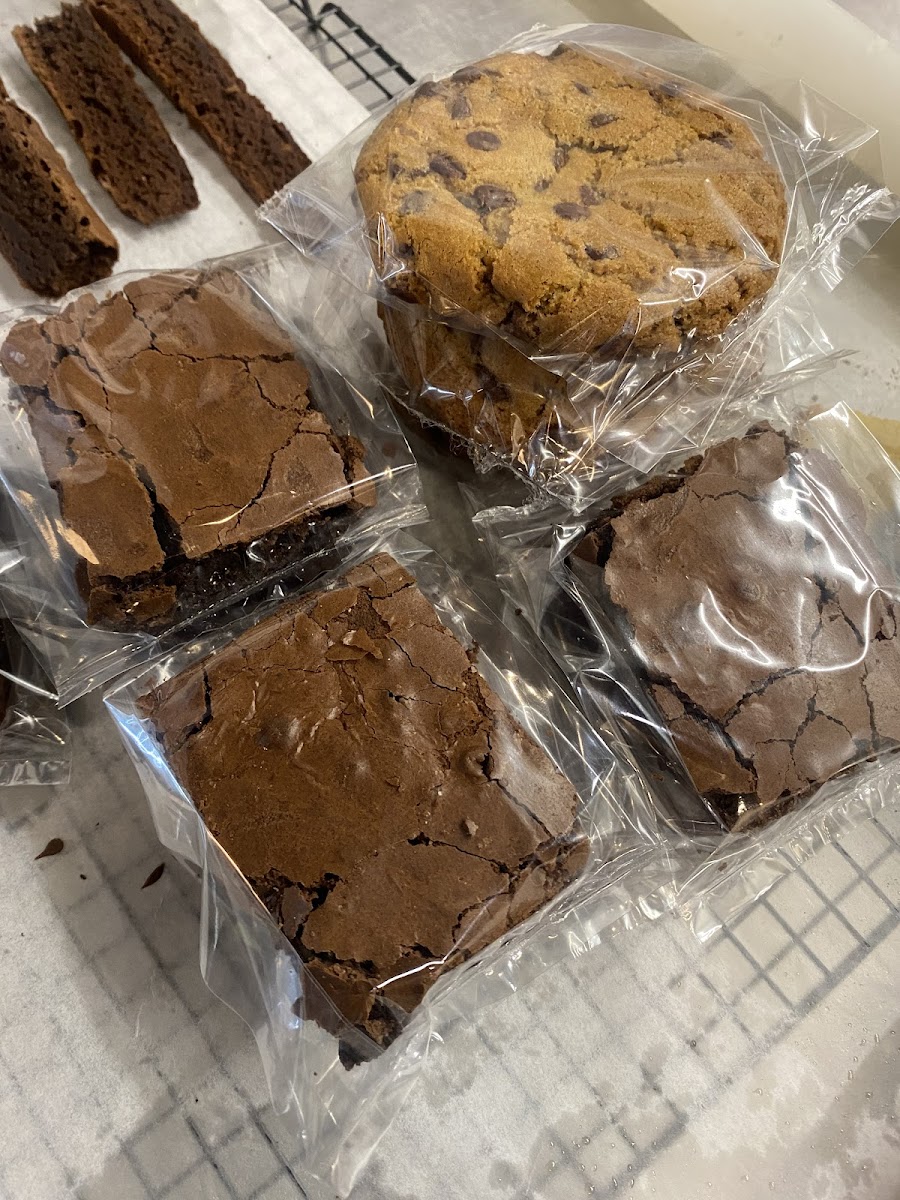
[
  {"left": 87, "top": 0, "right": 309, "bottom": 204},
  {"left": 142, "top": 553, "right": 587, "bottom": 1049},
  {"left": 14, "top": 4, "right": 197, "bottom": 225},
  {"left": 0, "top": 269, "right": 374, "bottom": 631},
  {"left": 573, "top": 423, "right": 900, "bottom": 832},
  {"left": 0, "top": 75, "right": 117, "bottom": 297}
]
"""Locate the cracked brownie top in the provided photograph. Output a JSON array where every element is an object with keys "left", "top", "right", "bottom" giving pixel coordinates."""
[
  {"left": 356, "top": 45, "right": 786, "bottom": 356},
  {"left": 0, "top": 269, "right": 373, "bottom": 629},
  {"left": 141, "top": 552, "right": 587, "bottom": 1049},
  {"left": 573, "top": 423, "right": 900, "bottom": 832}
]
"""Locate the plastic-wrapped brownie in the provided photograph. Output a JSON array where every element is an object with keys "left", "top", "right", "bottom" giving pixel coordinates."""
[
  {"left": 110, "top": 549, "right": 614, "bottom": 1053},
  {"left": 567, "top": 414, "right": 900, "bottom": 833},
  {"left": 0, "top": 249, "right": 420, "bottom": 702}
]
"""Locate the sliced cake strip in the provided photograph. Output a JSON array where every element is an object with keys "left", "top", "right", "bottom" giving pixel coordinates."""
[
  {"left": 14, "top": 3, "right": 198, "bottom": 225},
  {"left": 87, "top": 0, "right": 310, "bottom": 204},
  {"left": 0, "top": 75, "right": 117, "bottom": 297}
]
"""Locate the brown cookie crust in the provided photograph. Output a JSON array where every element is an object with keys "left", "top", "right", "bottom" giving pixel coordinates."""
[
  {"left": 142, "top": 553, "right": 587, "bottom": 1047},
  {"left": 357, "top": 46, "right": 786, "bottom": 356}
]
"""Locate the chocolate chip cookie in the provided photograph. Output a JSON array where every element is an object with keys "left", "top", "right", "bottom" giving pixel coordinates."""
[{"left": 357, "top": 45, "right": 787, "bottom": 356}]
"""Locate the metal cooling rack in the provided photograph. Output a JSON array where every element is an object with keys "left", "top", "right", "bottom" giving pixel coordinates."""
[{"left": 263, "top": 0, "right": 415, "bottom": 109}]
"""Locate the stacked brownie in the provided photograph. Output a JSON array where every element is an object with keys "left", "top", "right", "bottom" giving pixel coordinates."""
[{"left": 1, "top": 269, "right": 372, "bottom": 630}]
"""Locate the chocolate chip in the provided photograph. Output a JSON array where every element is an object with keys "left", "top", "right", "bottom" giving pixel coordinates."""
[
  {"left": 35, "top": 837, "right": 64, "bottom": 860},
  {"left": 534, "top": 178, "right": 551, "bottom": 192},
  {"left": 399, "top": 191, "right": 428, "bottom": 215},
  {"left": 704, "top": 131, "right": 734, "bottom": 148},
  {"left": 414, "top": 81, "right": 444, "bottom": 99},
  {"left": 656, "top": 80, "right": 683, "bottom": 98},
  {"left": 466, "top": 130, "right": 501, "bottom": 151},
  {"left": 141, "top": 862, "right": 166, "bottom": 889},
  {"left": 472, "top": 184, "right": 516, "bottom": 212},
  {"left": 574, "top": 81, "right": 591, "bottom": 95},
  {"left": 590, "top": 112, "right": 617, "bottom": 127},
  {"left": 554, "top": 202, "right": 589, "bottom": 220},
  {"left": 580, "top": 184, "right": 601, "bottom": 206},
  {"left": 586, "top": 244, "right": 619, "bottom": 260},
  {"left": 429, "top": 153, "right": 467, "bottom": 180},
  {"left": 554, "top": 146, "right": 569, "bottom": 171},
  {"left": 452, "top": 66, "right": 499, "bottom": 83},
  {"left": 387, "top": 156, "right": 402, "bottom": 180},
  {"left": 450, "top": 95, "right": 471, "bottom": 120}
]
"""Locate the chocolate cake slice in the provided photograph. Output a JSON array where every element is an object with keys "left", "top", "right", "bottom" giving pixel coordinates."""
[
  {"left": 0, "top": 75, "right": 117, "bottom": 297},
  {"left": 1, "top": 269, "right": 374, "bottom": 630},
  {"left": 573, "top": 423, "right": 900, "bottom": 832},
  {"left": 141, "top": 552, "right": 587, "bottom": 1049},
  {"left": 87, "top": 0, "right": 309, "bottom": 204},
  {"left": 14, "top": 4, "right": 198, "bottom": 225}
]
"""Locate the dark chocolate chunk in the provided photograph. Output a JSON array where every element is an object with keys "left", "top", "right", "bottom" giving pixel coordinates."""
[
  {"left": 574, "top": 81, "right": 590, "bottom": 95},
  {"left": 466, "top": 130, "right": 501, "bottom": 151},
  {"left": 471, "top": 184, "right": 516, "bottom": 212},
  {"left": 143, "top": 553, "right": 586, "bottom": 1047},
  {"left": 590, "top": 112, "right": 617, "bottom": 127},
  {"left": 429, "top": 152, "right": 466, "bottom": 180},
  {"left": 414, "top": 81, "right": 444, "bottom": 99},
  {"left": 586, "top": 244, "right": 618, "bottom": 261},
  {"left": 450, "top": 94, "right": 471, "bottom": 120},
  {"left": 554, "top": 202, "right": 589, "bottom": 220}
]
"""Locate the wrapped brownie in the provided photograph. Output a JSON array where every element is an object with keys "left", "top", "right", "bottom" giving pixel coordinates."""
[
  {"left": 0, "top": 249, "right": 421, "bottom": 702},
  {"left": 566, "top": 413, "right": 900, "bottom": 832},
  {"left": 107, "top": 542, "right": 648, "bottom": 1077}
]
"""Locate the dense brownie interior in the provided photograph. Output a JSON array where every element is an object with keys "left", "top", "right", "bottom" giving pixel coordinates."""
[
  {"left": 88, "top": 0, "right": 310, "bottom": 204},
  {"left": 0, "top": 75, "right": 118, "bottom": 297},
  {"left": 573, "top": 423, "right": 900, "bottom": 831},
  {"left": 14, "top": 3, "right": 198, "bottom": 225},
  {"left": 0, "top": 270, "right": 373, "bottom": 630},
  {"left": 142, "top": 553, "right": 587, "bottom": 1050}
]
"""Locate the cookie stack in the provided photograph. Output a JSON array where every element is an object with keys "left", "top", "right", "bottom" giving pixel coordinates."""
[{"left": 349, "top": 44, "right": 787, "bottom": 473}]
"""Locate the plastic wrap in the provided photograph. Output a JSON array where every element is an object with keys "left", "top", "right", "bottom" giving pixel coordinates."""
[
  {"left": 476, "top": 399, "right": 900, "bottom": 934},
  {"left": 105, "top": 532, "right": 673, "bottom": 1193},
  {"left": 0, "top": 551, "right": 69, "bottom": 786},
  {"left": 0, "top": 246, "right": 423, "bottom": 704},
  {"left": 263, "top": 24, "right": 899, "bottom": 490}
]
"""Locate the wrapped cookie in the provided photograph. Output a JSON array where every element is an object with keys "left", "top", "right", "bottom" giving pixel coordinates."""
[
  {"left": 106, "top": 535, "right": 661, "bottom": 1186},
  {"left": 265, "top": 24, "right": 898, "bottom": 488},
  {"left": 0, "top": 248, "right": 423, "bottom": 702}
]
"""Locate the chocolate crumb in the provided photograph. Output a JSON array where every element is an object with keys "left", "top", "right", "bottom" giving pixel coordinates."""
[
  {"left": 35, "top": 837, "right": 64, "bottom": 860},
  {"left": 141, "top": 862, "right": 166, "bottom": 889}
]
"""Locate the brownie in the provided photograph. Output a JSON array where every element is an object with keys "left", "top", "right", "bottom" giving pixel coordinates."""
[
  {"left": 142, "top": 553, "right": 587, "bottom": 1048},
  {"left": 0, "top": 75, "right": 117, "bottom": 298},
  {"left": 572, "top": 423, "right": 900, "bottom": 832},
  {"left": 14, "top": 4, "right": 198, "bottom": 225},
  {"left": 0, "top": 269, "right": 373, "bottom": 631},
  {"left": 87, "top": 0, "right": 310, "bottom": 205}
]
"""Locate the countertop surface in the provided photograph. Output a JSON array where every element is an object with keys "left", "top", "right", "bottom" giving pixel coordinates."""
[{"left": 0, "top": 2, "right": 898, "bottom": 1199}]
